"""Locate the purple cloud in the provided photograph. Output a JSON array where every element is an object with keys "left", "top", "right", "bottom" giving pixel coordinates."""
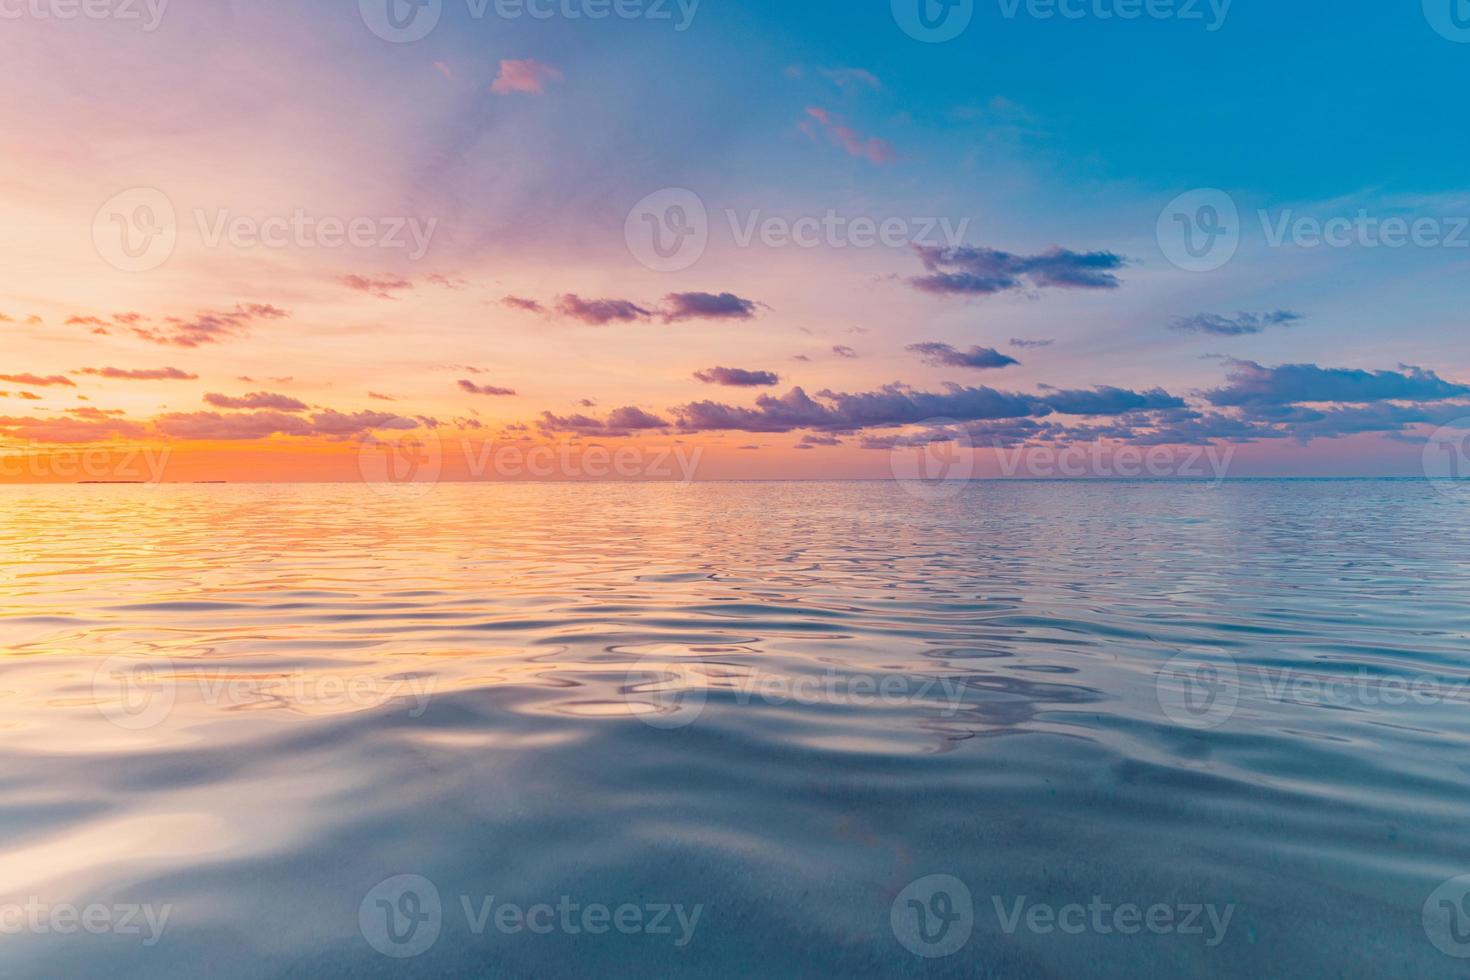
[
  {"left": 909, "top": 245, "right": 1126, "bottom": 296},
  {"left": 694, "top": 367, "right": 781, "bottom": 387},
  {"left": 907, "top": 342, "right": 1020, "bottom": 370}
]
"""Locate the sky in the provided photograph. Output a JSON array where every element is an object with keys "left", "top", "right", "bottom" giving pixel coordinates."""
[{"left": 2, "top": 0, "right": 1469, "bottom": 482}]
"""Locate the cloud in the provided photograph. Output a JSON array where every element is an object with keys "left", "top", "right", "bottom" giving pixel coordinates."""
[
  {"left": 907, "top": 342, "right": 1020, "bottom": 370},
  {"left": 803, "top": 107, "right": 896, "bottom": 165},
  {"left": 458, "top": 379, "right": 518, "bottom": 396},
  {"left": 154, "top": 410, "right": 418, "bottom": 441},
  {"left": 1206, "top": 360, "right": 1470, "bottom": 407},
  {"left": 538, "top": 406, "right": 667, "bottom": 436},
  {"left": 491, "top": 59, "right": 564, "bottom": 95},
  {"left": 128, "top": 303, "right": 288, "bottom": 347},
  {"left": 426, "top": 273, "right": 469, "bottom": 290},
  {"left": 340, "top": 275, "right": 413, "bottom": 300},
  {"left": 502, "top": 296, "right": 547, "bottom": 314},
  {"left": 554, "top": 294, "right": 654, "bottom": 325},
  {"left": 821, "top": 67, "right": 882, "bottom": 91},
  {"left": 661, "top": 292, "right": 761, "bottom": 322},
  {"left": 0, "top": 373, "right": 75, "bottom": 387},
  {"left": 204, "top": 391, "right": 309, "bottom": 411},
  {"left": 909, "top": 245, "right": 1126, "bottom": 296},
  {"left": 0, "top": 415, "right": 146, "bottom": 443},
  {"left": 832, "top": 345, "right": 858, "bottom": 358},
  {"left": 78, "top": 367, "right": 197, "bottom": 381},
  {"left": 694, "top": 367, "right": 781, "bottom": 387},
  {"left": 1038, "top": 385, "right": 1185, "bottom": 415},
  {"left": 1010, "top": 337, "right": 1055, "bottom": 349},
  {"left": 1170, "top": 311, "right": 1303, "bottom": 336}
]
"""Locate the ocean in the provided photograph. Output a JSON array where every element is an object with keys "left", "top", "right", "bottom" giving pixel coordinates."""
[{"left": 2, "top": 480, "right": 1468, "bottom": 977}]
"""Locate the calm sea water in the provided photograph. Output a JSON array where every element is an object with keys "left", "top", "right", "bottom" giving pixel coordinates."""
[{"left": 2, "top": 481, "right": 1469, "bottom": 978}]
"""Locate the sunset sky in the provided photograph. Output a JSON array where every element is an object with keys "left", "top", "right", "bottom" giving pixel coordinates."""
[{"left": 3, "top": 0, "right": 1468, "bottom": 481}]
